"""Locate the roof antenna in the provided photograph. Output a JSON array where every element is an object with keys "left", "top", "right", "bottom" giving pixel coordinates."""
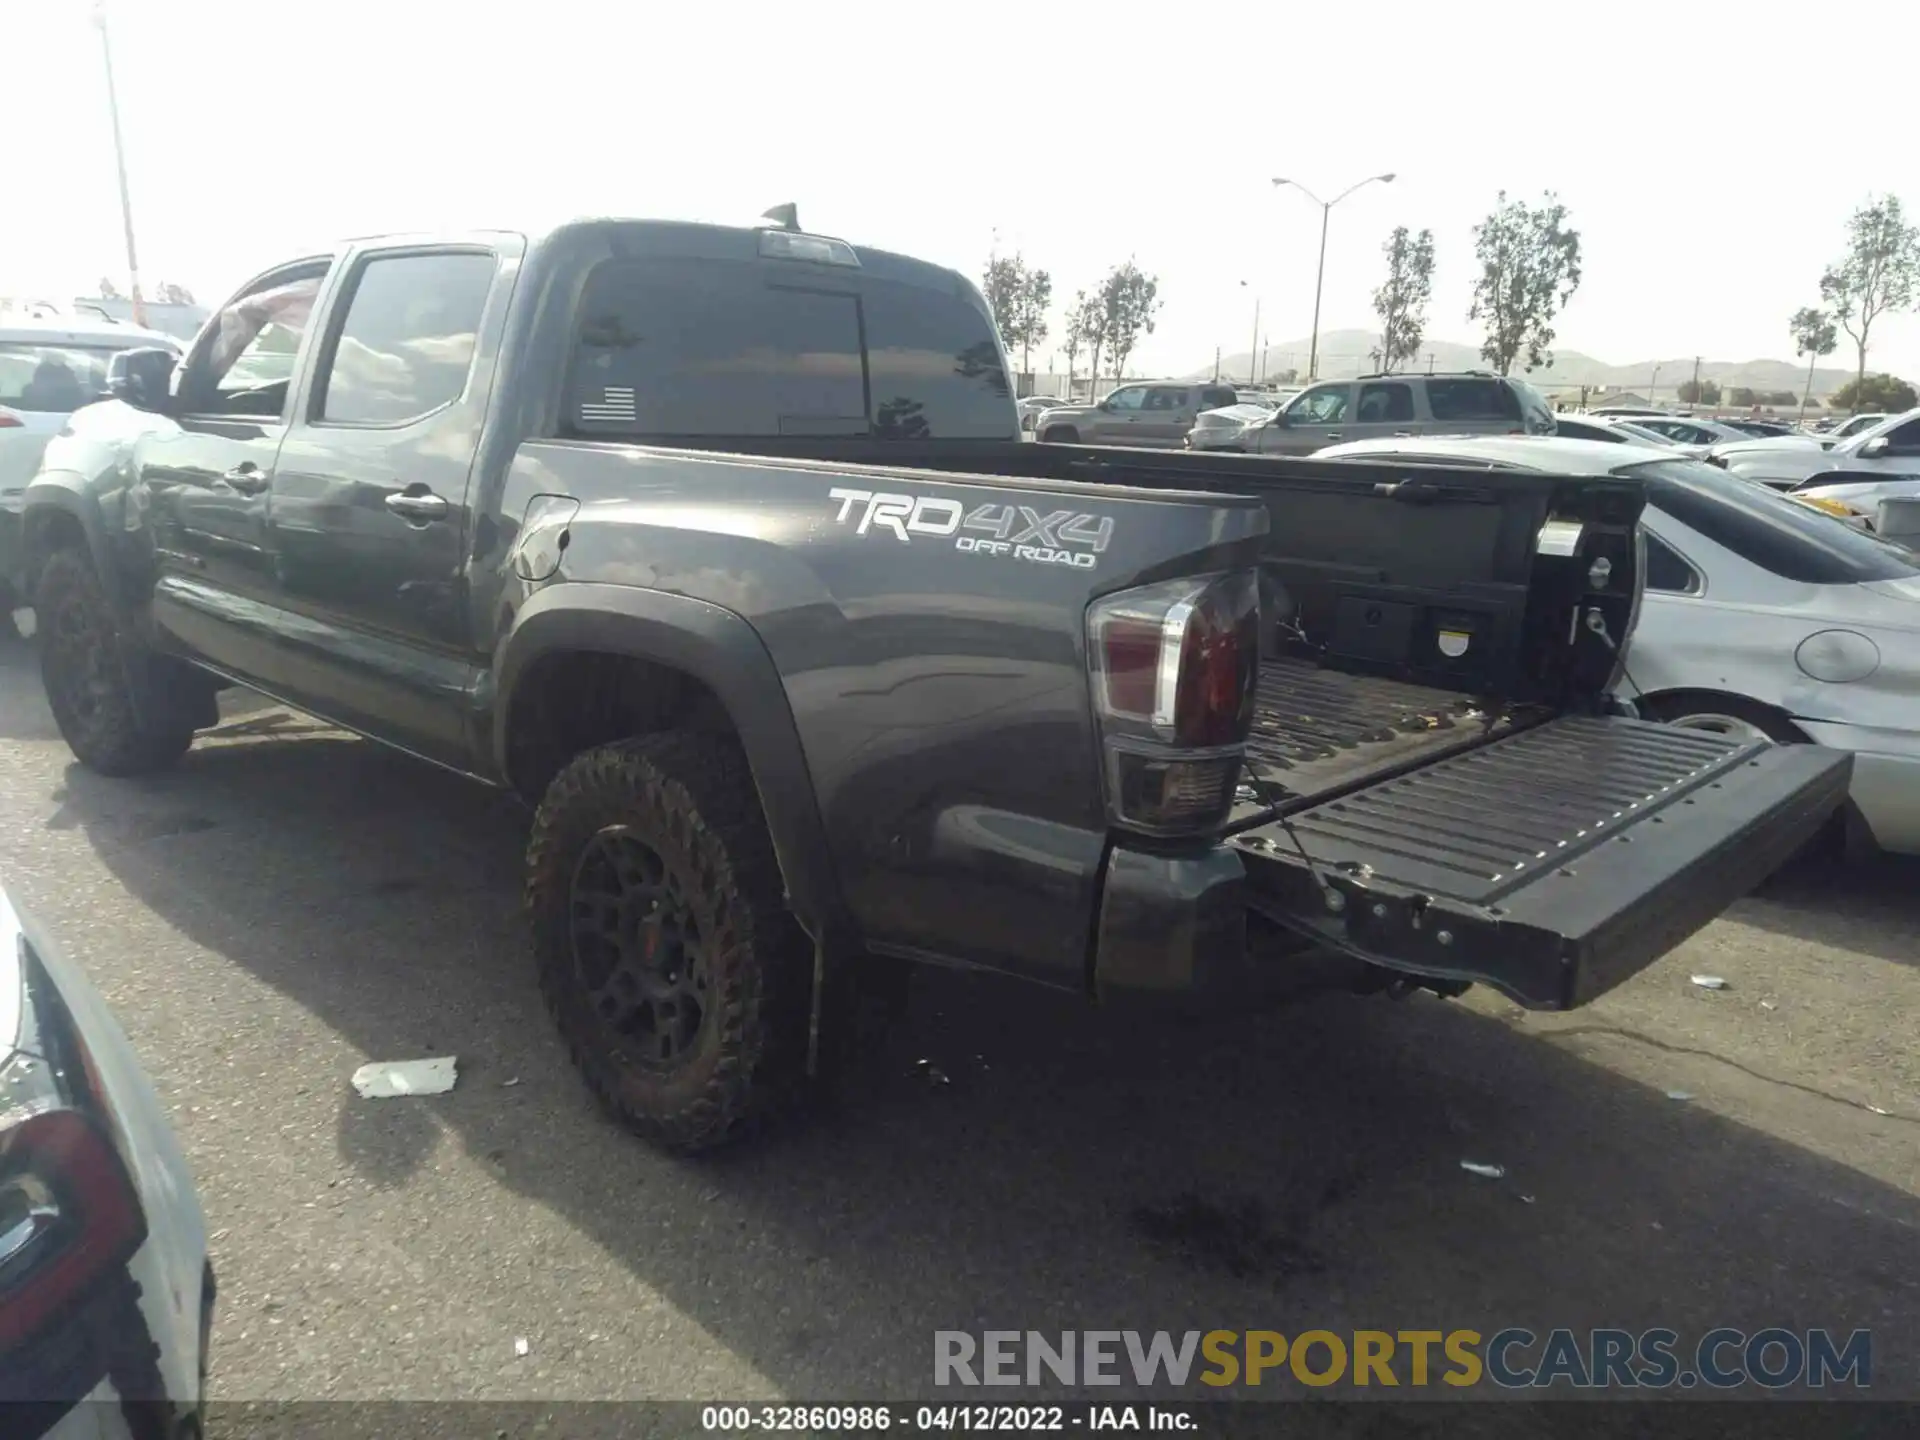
[{"left": 759, "top": 203, "right": 801, "bottom": 232}]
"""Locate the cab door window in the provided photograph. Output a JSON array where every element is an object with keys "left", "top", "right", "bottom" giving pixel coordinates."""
[
  {"left": 311, "top": 251, "right": 496, "bottom": 426},
  {"left": 1286, "top": 385, "right": 1349, "bottom": 424},
  {"left": 182, "top": 267, "right": 329, "bottom": 418},
  {"left": 1356, "top": 382, "right": 1414, "bottom": 423}
]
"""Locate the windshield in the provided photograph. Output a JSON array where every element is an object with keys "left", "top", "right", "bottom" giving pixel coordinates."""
[
  {"left": 1623, "top": 457, "right": 1920, "bottom": 585},
  {"left": 0, "top": 340, "right": 165, "bottom": 413}
]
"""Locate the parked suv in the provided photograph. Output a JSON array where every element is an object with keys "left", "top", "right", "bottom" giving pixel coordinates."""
[
  {"left": 1035, "top": 381, "right": 1240, "bottom": 447},
  {"left": 1186, "top": 371, "right": 1555, "bottom": 454}
]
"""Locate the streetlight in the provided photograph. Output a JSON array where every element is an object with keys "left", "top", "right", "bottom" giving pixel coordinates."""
[
  {"left": 1239, "top": 280, "right": 1259, "bottom": 386},
  {"left": 1271, "top": 172, "right": 1396, "bottom": 382},
  {"left": 92, "top": 0, "right": 146, "bottom": 327}
]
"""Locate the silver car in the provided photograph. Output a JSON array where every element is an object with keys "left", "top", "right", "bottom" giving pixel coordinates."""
[
  {"left": 1314, "top": 433, "right": 1920, "bottom": 855},
  {"left": 1624, "top": 415, "right": 1753, "bottom": 455},
  {"left": 1192, "top": 371, "right": 1556, "bottom": 456},
  {"left": 1034, "top": 381, "right": 1239, "bottom": 447},
  {"left": 1709, "top": 409, "right": 1919, "bottom": 488}
]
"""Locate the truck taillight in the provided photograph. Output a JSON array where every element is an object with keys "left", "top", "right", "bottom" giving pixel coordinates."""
[
  {"left": 1088, "top": 570, "right": 1260, "bottom": 836},
  {"left": 0, "top": 1108, "right": 146, "bottom": 1352},
  {"left": 0, "top": 410, "right": 23, "bottom": 429}
]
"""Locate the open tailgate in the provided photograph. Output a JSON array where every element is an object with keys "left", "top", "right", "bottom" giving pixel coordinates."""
[{"left": 1233, "top": 716, "right": 1852, "bottom": 1009}]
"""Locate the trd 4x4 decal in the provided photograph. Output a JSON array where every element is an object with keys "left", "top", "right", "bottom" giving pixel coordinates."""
[{"left": 828, "top": 487, "right": 1114, "bottom": 570}]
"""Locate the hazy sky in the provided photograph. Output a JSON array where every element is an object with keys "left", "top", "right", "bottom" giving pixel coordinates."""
[{"left": 6, "top": 0, "right": 1917, "bottom": 382}]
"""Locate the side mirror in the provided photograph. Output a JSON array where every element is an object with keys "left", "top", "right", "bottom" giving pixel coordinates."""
[
  {"left": 1097, "top": 400, "right": 1114, "bottom": 412},
  {"left": 108, "top": 347, "right": 178, "bottom": 413},
  {"left": 1861, "top": 436, "right": 1890, "bottom": 458},
  {"left": 1269, "top": 410, "right": 1290, "bottom": 427}
]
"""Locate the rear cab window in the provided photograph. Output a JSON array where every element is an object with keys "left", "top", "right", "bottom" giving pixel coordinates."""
[
  {"left": 1199, "top": 386, "right": 1238, "bottom": 410},
  {"left": 565, "top": 252, "right": 1013, "bottom": 441},
  {"left": 1629, "top": 458, "right": 1920, "bottom": 585}
]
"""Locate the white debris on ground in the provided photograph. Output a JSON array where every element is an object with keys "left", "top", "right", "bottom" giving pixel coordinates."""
[
  {"left": 1460, "top": 1161, "right": 1506, "bottom": 1180},
  {"left": 350, "top": 1056, "right": 458, "bottom": 1098},
  {"left": 1689, "top": 974, "right": 1729, "bottom": 991}
]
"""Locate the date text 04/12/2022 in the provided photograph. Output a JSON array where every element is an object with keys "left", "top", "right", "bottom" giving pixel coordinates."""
[{"left": 700, "top": 1405, "right": 1194, "bottom": 1431}]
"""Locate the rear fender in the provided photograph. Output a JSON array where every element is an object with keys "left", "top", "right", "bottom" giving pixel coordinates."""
[{"left": 492, "top": 583, "right": 847, "bottom": 946}]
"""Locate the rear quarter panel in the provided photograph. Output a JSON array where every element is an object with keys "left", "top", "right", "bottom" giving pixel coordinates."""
[{"left": 493, "top": 441, "right": 1269, "bottom": 986}]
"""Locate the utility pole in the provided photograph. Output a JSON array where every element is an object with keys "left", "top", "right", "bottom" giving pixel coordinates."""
[
  {"left": 1213, "top": 347, "right": 1221, "bottom": 383},
  {"left": 93, "top": 1, "right": 146, "bottom": 327},
  {"left": 1248, "top": 298, "right": 1260, "bottom": 385},
  {"left": 1690, "top": 355, "right": 1701, "bottom": 413}
]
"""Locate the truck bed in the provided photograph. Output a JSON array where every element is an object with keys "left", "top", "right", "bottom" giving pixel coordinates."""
[{"left": 1237, "top": 658, "right": 1535, "bottom": 817}]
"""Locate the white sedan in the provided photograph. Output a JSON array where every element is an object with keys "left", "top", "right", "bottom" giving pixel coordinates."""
[{"left": 1314, "top": 433, "right": 1920, "bottom": 856}]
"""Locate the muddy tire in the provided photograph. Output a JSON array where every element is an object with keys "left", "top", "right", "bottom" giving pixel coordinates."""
[
  {"left": 526, "top": 733, "right": 812, "bottom": 1152},
  {"left": 37, "top": 548, "right": 198, "bottom": 776}
]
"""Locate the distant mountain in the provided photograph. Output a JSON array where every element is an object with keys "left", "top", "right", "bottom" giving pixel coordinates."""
[{"left": 1185, "top": 328, "right": 1854, "bottom": 400}]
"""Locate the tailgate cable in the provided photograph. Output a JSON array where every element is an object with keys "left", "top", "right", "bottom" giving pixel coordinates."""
[
  {"left": 1583, "top": 607, "right": 1646, "bottom": 698},
  {"left": 1276, "top": 812, "right": 1341, "bottom": 911}
]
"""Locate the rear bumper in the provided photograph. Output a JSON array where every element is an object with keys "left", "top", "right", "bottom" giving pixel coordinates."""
[{"left": 1092, "top": 716, "right": 1853, "bottom": 1011}]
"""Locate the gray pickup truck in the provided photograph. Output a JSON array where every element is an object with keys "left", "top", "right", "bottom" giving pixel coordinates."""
[{"left": 22, "top": 216, "right": 1850, "bottom": 1152}]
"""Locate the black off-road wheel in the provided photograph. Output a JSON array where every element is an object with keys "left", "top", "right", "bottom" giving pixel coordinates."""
[
  {"left": 1041, "top": 424, "right": 1080, "bottom": 444},
  {"left": 37, "top": 548, "right": 198, "bottom": 776},
  {"left": 526, "top": 733, "right": 812, "bottom": 1152}
]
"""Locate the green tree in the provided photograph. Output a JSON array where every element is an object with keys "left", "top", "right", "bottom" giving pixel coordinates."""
[
  {"left": 1095, "top": 260, "right": 1161, "bottom": 383},
  {"left": 1789, "top": 305, "right": 1839, "bottom": 421},
  {"left": 1061, "top": 290, "right": 1090, "bottom": 394},
  {"left": 1011, "top": 267, "right": 1052, "bottom": 378},
  {"left": 1372, "top": 226, "right": 1435, "bottom": 374},
  {"left": 1468, "top": 191, "right": 1582, "bottom": 375},
  {"left": 1763, "top": 390, "right": 1799, "bottom": 407},
  {"left": 1676, "top": 378, "right": 1721, "bottom": 406},
  {"left": 981, "top": 254, "right": 1025, "bottom": 343},
  {"left": 1828, "top": 373, "right": 1918, "bottom": 413},
  {"left": 1819, "top": 196, "right": 1920, "bottom": 404},
  {"left": 1727, "top": 387, "right": 1756, "bottom": 408}
]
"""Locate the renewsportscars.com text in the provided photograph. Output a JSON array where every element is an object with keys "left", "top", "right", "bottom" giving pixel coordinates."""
[{"left": 934, "top": 1328, "right": 1871, "bottom": 1390}]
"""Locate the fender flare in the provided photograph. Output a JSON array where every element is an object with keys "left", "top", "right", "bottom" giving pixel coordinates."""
[
  {"left": 19, "top": 481, "right": 126, "bottom": 612},
  {"left": 493, "top": 583, "right": 847, "bottom": 947}
]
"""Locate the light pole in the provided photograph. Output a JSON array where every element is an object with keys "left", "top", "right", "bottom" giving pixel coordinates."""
[
  {"left": 92, "top": 1, "right": 146, "bottom": 327},
  {"left": 1271, "top": 172, "right": 1395, "bottom": 383},
  {"left": 1239, "top": 281, "right": 1260, "bottom": 386}
]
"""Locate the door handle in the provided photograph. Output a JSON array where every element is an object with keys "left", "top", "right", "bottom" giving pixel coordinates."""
[
  {"left": 222, "top": 464, "right": 268, "bottom": 494},
  {"left": 386, "top": 488, "right": 450, "bottom": 522}
]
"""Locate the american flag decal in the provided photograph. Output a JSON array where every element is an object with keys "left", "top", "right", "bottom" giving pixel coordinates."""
[{"left": 580, "top": 386, "right": 637, "bottom": 423}]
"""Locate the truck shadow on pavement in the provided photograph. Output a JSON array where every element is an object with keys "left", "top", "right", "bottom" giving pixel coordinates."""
[{"left": 35, "top": 712, "right": 1920, "bottom": 1402}]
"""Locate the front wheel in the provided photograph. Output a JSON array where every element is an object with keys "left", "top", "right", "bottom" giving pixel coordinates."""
[
  {"left": 1041, "top": 425, "right": 1080, "bottom": 444},
  {"left": 525, "top": 733, "right": 812, "bottom": 1152},
  {"left": 37, "top": 548, "right": 198, "bottom": 775}
]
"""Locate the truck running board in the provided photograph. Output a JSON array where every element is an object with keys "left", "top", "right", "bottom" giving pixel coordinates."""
[{"left": 1232, "top": 715, "right": 1852, "bottom": 1009}]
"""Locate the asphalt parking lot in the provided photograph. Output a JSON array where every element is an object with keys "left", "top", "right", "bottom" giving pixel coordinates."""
[{"left": 0, "top": 634, "right": 1916, "bottom": 1408}]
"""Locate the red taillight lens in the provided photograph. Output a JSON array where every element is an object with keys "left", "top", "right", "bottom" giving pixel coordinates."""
[
  {"left": 1088, "top": 571, "right": 1260, "bottom": 835},
  {"left": 0, "top": 1111, "right": 147, "bottom": 1352},
  {"left": 0, "top": 410, "right": 24, "bottom": 430},
  {"left": 1091, "top": 571, "right": 1260, "bottom": 746}
]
